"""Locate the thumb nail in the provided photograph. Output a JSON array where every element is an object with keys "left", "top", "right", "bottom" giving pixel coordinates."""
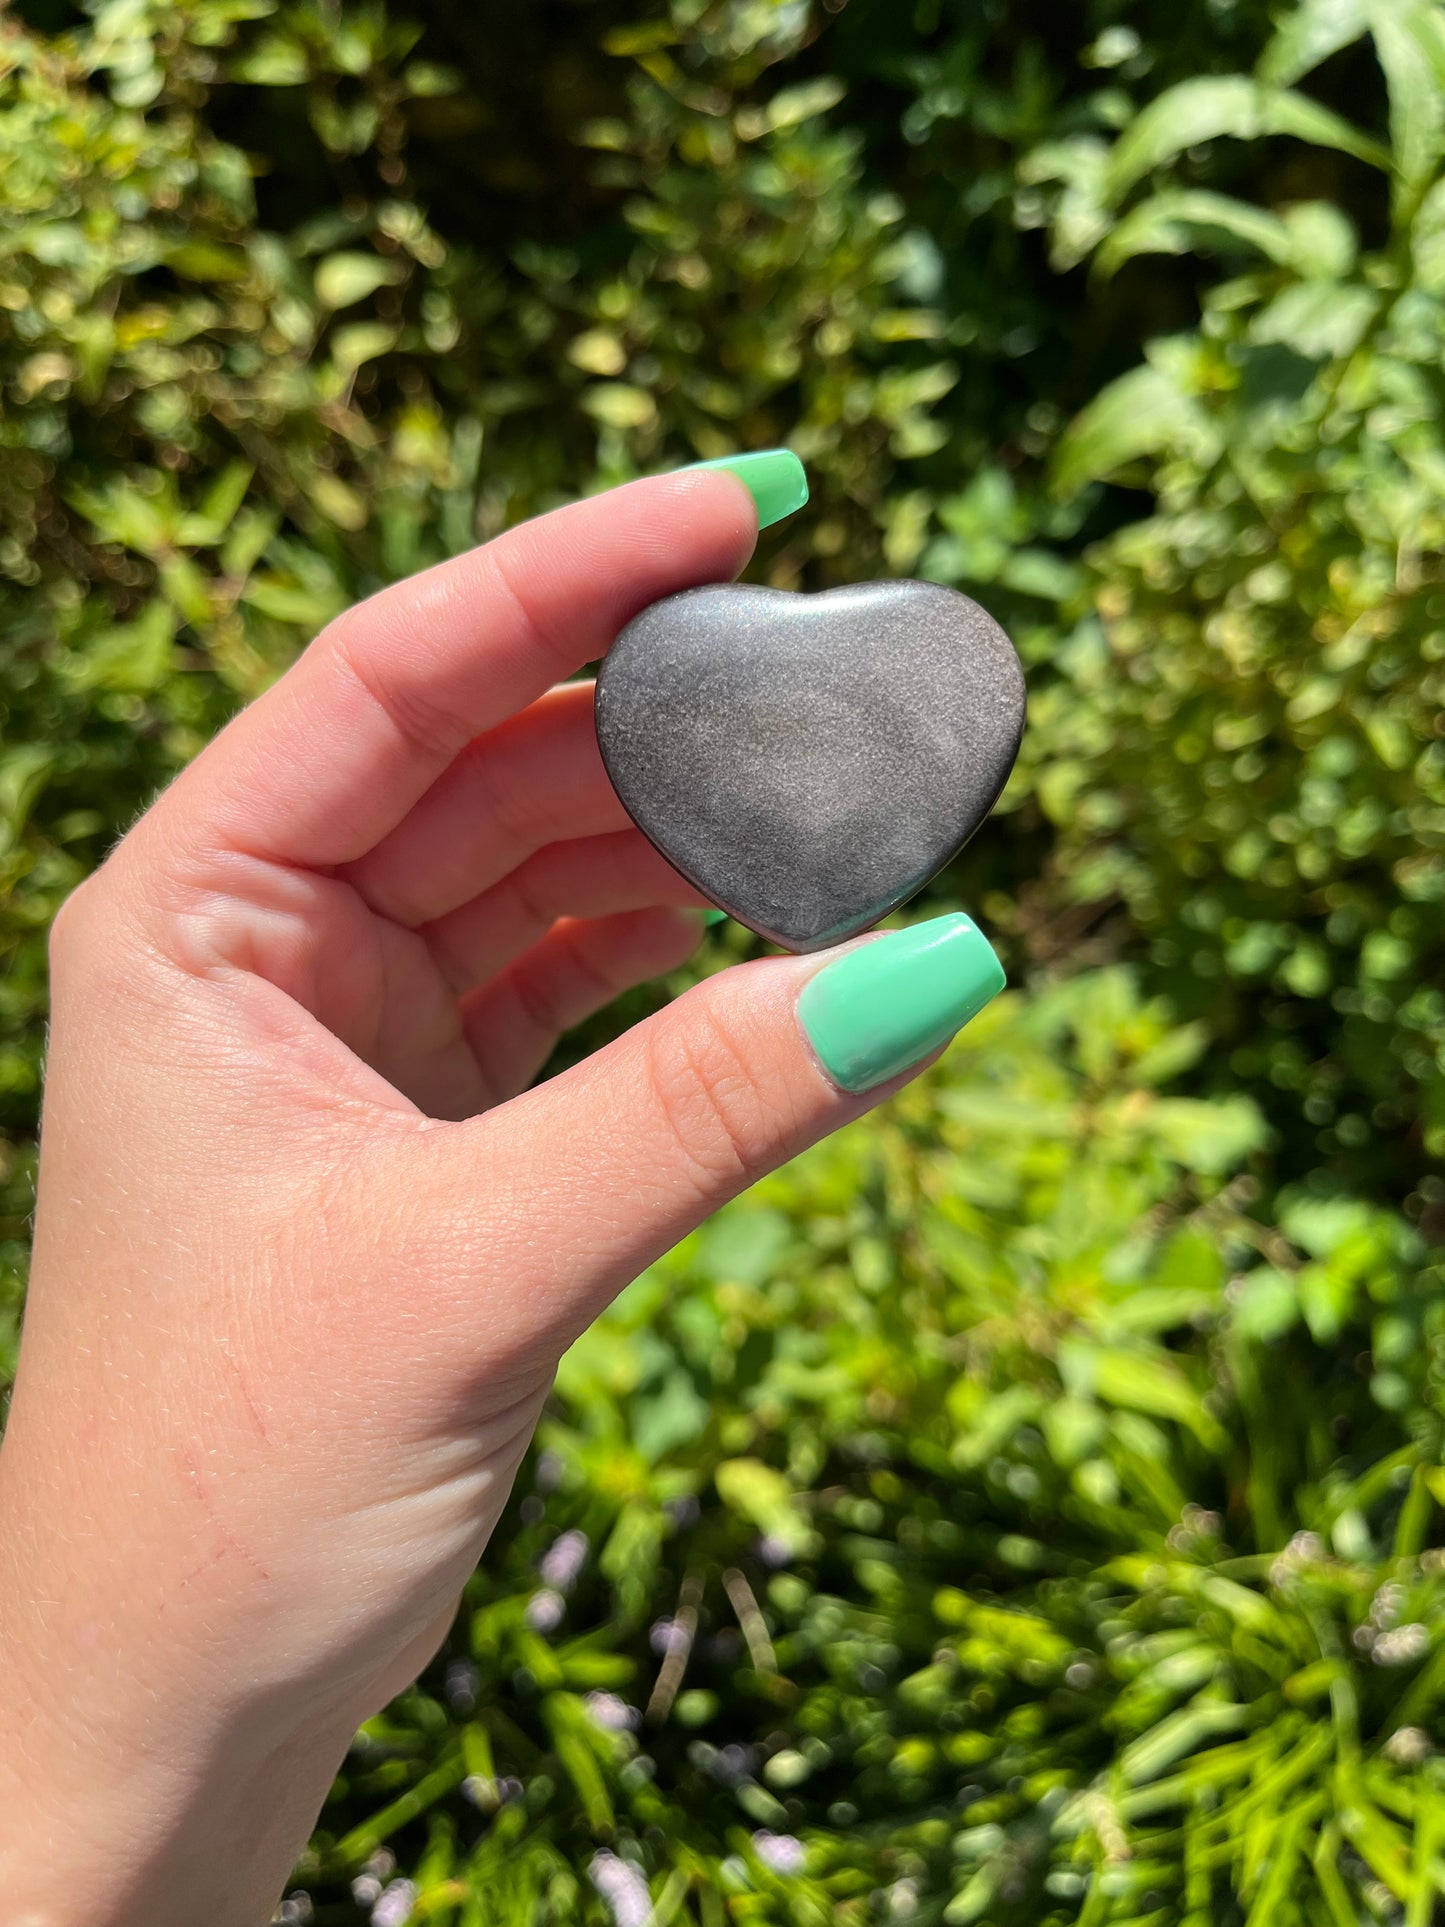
[
  {"left": 679, "top": 448, "right": 808, "bottom": 530},
  {"left": 796, "top": 913, "right": 1005, "bottom": 1094}
]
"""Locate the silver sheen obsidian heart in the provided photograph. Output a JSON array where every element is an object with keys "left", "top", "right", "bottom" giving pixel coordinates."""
[{"left": 594, "top": 580, "right": 1026, "bottom": 953}]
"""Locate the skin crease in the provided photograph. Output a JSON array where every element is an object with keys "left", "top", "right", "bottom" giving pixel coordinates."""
[{"left": 0, "top": 472, "right": 942, "bottom": 1926}]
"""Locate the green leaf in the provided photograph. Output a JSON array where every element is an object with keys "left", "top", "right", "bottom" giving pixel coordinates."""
[
  {"left": 1258, "top": 0, "right": 1372, "bottom": 83},
  {"left": 1062, "top": 1341, "right": 1229, "bottom": 1449},
  {"left": 1103, "top": 77, "right": 1391, "bottom": 205},
  {"left": 1411, "top": 172, "right": 1445, "bottom": 286},
  {"left": 1145, "top": 1095, "right": 1268, "bottom": 1173},
  {"left": 1250, "top": 280, "right": 1378, "bottom": 356},
  {"left": 315, "top": 251, "right": 402, "bottom": 308},
  {"left": 163, "top": 241, "right": 249, "bottom": 282},
  {"left": 220, "top": 507, "right": 280, "bottom": 579},
  {"left": 1096, "top": 190, "right": 1296, "bottom": 277},
  {"left": 1052, "top": 362, "right": 1214, "bottom": 495},
  {"left": 329, "top": 321, "right": 399, "bottom": 369},
  {"left": 1280, "top": 198, "right": 1359, "bottom": 277},
  {"left": 602, "top": 21, "right": 678, "bottom": 56},
  {"left": 231, "top": 33, "right": 309, "bottom": 85},
  {"left": 158, "top": 553, "right": 214, "bottom": 627},
  {"left": 1130, "top": 1021, "right": 1209, "bottom": 1086},
  {"left": 736, "top": 76, "right": 846, "bottom": 139},
  {"left": 62, "top": 600, "right": 175, "bottom": 694},
  {"left": 1369, "top": 0, "right": 1445, "bottom": 196},
  {"left": 67, "top": 477, "right": 172, "bottom": 555},
  {"left": 632, "top": 1368, "right": 708, "bottom": 1463},
  {"left": 936, "top": 1089, "right": 1076, "bottom": 1137},
  {"left": 1232, "top": 1266, "right": 1301, "bottom": 1343},
  {"left": 241, "top": 573, "right": 347, "bottom": 627},
  {"left": 402, "top": 60, "right": 462, "bottom": 98},
  {"left": 542, "top": 1695, "right": 615, "bottom": 1833},
  {"left": 580, "top": 382, "right": 657, "bottom": 429},
  {"left": 329, "top": 1749, "right": 467, "bottom": 1859},
  {"left": 307, "top": 472, "right": 369, "bottom": 532},
  {"left": 178, "top": 462, "right": 253, "bottom": 546},
  {"left": 1041, "top": 1396, "right": 1106, "bottom": 1466},
  {"left": 714, "top": 1458, "right": 814, "bottom": 1554},
  {"left": 697, "top": 1208, "right": 790, "bottom": 1286},
  {"left": 0, "top": 745, "right": 55, "bottom": 840},
  {"left": 947, "top": 1381, "right": 1043, "bottom": 1468},
  {"left": 8, "top": 221, "right": 90, "bottom": 268},
  {"left": 1118, "top": 1700, "right": 1251, "bottom": 1784}
]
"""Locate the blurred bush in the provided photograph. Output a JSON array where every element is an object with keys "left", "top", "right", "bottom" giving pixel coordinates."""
[
  {"left": 1, "top": 0, "right": 1443, "bottom": 1921},
  {"left": 390, "top": 972, "right": 1438, "bottom": 1927}
]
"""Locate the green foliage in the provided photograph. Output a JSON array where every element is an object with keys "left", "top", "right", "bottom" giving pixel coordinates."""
[
  {"left": 2, "top": 0, "right": 1444, "bottom": 1921},
  {"left": 302, "top": 973, "right": 1444, "bottom": 1924},
  {"left": 1002, "top": 0, "right": 1445, "bottom": 1195}
]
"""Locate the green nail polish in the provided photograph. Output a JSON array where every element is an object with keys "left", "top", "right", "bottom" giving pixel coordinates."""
[
  {"left": 703, "top": 907, "right": 730, "bottom": 927},
  {"left": 797, "top": 913, "right": 1005, "bottom": 1094},
  {"left": 683, "top": 448, "right": 808, "bottom": 530}
]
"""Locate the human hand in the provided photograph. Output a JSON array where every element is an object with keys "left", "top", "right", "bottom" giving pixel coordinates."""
[{"left": 0, "top": 468, "right": 1003, "bottom": 1925}]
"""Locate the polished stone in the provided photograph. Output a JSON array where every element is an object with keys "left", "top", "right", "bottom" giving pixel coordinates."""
[{"left": 594, "top": 580, "right": 1026, "bottom": 953}]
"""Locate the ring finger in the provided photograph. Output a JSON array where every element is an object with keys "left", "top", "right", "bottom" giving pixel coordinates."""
[
  {"left": 341, "top": 681, "right": 628, "bottom": 929},
  {"left": 422, "top": 828, "right": 705, "bottom": 999}
]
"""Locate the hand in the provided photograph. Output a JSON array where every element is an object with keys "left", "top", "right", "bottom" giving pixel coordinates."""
[{"left": 0, "top": 471, "right": 1001, "bottom": 1925}]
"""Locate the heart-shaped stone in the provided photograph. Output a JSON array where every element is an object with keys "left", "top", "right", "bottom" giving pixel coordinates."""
[{"left": 595, "top": 580, "right": 1025, "bottom": 952}]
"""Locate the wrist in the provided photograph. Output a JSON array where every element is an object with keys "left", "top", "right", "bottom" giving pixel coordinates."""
[
  {"left": 0, "top": 1422, "right": 355, "bottom": 1927},
  {"left": 0, "top": 1597, "right": 352, "bottom": 1927}
]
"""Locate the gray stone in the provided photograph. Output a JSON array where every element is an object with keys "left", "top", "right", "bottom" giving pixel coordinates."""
[{"left": 594, "top": 580, "right": 1026, "bottom": 952}]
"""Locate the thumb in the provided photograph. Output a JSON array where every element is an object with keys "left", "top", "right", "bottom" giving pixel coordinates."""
[{"left": 425, "top": 911, "right": 1004, "bottom": 1355}]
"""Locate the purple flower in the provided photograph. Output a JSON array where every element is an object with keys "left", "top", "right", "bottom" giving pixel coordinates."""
[
  {"left": 1373, "top": 1623, "right": 1429, "bottom": 1665},
  {"left": 715, "top": 1742, "right": 757, "bottom": 1784},
  {"left": 586, "top": 1690, "right": 639, "bottom": 1732},
  {"left": 464, "top": 1772, "right": 525, "bottom": 1809},
  {"left": 444, "top": 1658, "right": 479, "bottom": 1711},
  {"left": 526, "top": 1587, "right": 566, "bottom": 1633},
  {"left": 589, "top": 1850, "right": 652, "bottom": 1927},
  {"left": 539, "top": 1528, "right": 589, "bottom": 1592},
  {"left": 371, "top": 1880, "right": 417, "bottom": 1927},
  {"left": 649, "top": 1616, "right": 691, "bottom": 1656},
  {"left": 752, "top": 1830, "right": 806, "bottom": 1874},
  {"left": 1384, "top": 1725, "right": 1432, "bottom": 1765}
]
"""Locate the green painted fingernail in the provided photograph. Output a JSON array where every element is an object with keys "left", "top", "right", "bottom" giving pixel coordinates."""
[
  {"left": 797, "top": 913, "right": 1005, "bottom": 1094},
  {"left": 703, "top": 908, "right": 730, "bottom": 927},
  {"left": 682, "top": 448, "right": 808, "bottom": 529}
]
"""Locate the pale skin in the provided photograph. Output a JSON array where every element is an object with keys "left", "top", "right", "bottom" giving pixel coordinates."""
[{"left": 0, "top": 472, "right": 932, "bottom": 1924}]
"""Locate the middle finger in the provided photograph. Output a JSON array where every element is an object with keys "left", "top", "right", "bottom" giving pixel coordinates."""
[
  {"left": 422, "top": 827, "right": 705, "bottom": 999},
  {"left": 341, "top": 681, "right": 626, "bottom": 928}
]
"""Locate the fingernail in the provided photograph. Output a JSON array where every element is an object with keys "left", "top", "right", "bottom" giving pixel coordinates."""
[
  {"left": 703, "top": 907, "right": 730, "bottom": 927},
  {"left": 682, "top": 448, "right": 808, "bottom": 529},
  {"left": 797, "top": 912, "right": 1005, "bottom": 1094}
]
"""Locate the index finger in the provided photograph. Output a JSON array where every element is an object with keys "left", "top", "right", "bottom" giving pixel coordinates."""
[{"left": 155, "top": 470, "right": 757, "bottom": 871}]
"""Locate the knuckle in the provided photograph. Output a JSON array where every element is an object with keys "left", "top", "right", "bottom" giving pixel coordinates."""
[
  {"left": 511, "top": 928, "right": 611, "bottom": 1041},
  {"left": 551, "top": 922, "right": 620, "bottom": 1005},
  {"left": 464, "top": 733, "right": 540, "bottom": 862},
  {"left": 47, "top": 871, "right": 104, "bottom": 969},
  {"left": 508, "top": 957, "right": 565, "bottom": 1040},
  {"left": 506, "top": 855, "right": 560, "bottom": 941},
  {"left": 327, "top": 612, "right": 468, "bottom": 766},
  {"left": 642, "top": 990, "right": 778, "bottom": 1196},
  {"left": 482, "top": 539, "right": 569, "bottom": 670}
]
